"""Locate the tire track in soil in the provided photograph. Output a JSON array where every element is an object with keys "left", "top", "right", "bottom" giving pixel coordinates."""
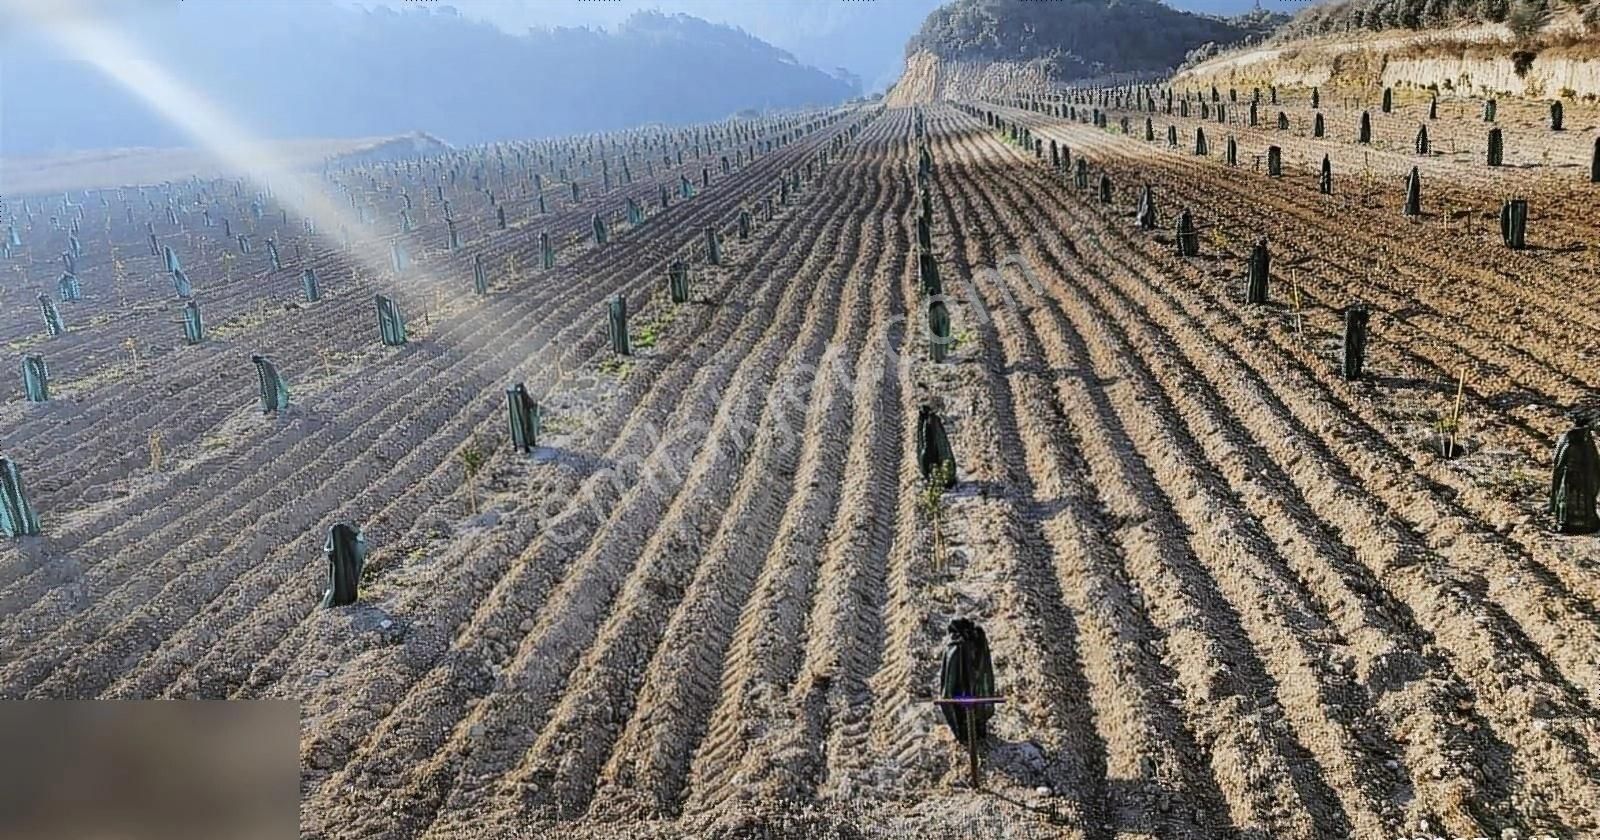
[
  {"left": 686, "top": 134, "right": 904, "bottom": 820},
  {"left": 578, "top": 123, "right": 902, "bottom": 823}
]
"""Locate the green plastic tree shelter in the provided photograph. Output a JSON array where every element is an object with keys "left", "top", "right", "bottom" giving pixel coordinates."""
[
  {"left": 473, "top": 254, "right": 489, "bottom": 296},
  {"left": 38, "top": 295, "right": 64, "bottom": 337},
  {"left": 1500, "top": 199, "right": 1528, "bottom": 250},
  {"left": 1342, "top": 305, "right": 1371, "bottom": 381},
  {"left": 738, "top": 209, "right": 752, "bottom": 241},
  {"left": 541, "top": 232, "right": 555, "bottom": 269},
  {"left": 1175, "top": 209, "right": 1199, "bottom": 258},
  {"left": 1319, "top": 155, "right": 1333, "bottom": 196},
  {"left": 1136, "top": 185, "right": 1158, "bottom": 230},
  {"left": 302, "top": 268, "right": 321, "bottom": 302},
  {"left": 1358, "top": 111, "right": 1372, "bottom": 145},
  {"left": 251, "top": 354, "right": 289, "bottom": 413},
  {"left": 1488, "top": 128, "right": 1504, "bottom": 168},
  {"left": 1415, "top": 124, "right": 1430, "bottom": 156},
  {"left": 1194, "top": 127, "right": 1208, "bottom": 157},
  {"left": 321, "top": 522, "right": 368, "bottom": 607},
  {"left": 918, "top": 250, "right": 942, "bottom": 297},
  {"left": 391, "top": 242, "right": 408, "bottom": 274},
  {"left": 608, "top": 295, "right": 631, "bottom": 356},
  {"left": 1267, "top": 146, "right": 1282, "bottom": 178},
  {"left": 592, "top": 213, "right": 608, "bottom": 246},
  {"left": 929, "top": 299, "right": 951, "bottom": 363},
  {"left": 376, "top": 294, "right": 407, "bottom": 346},
  {"left": 939, "top": 618, "right": 996, "bottom": 745},
  {"left": 1550, "top": 424, "right": 1600, "bottom": 534},
  {"left": 507, "top": 382, "right": 542, "bottom": 453},
  {"left": 183, "top": 300, "right": 205, "bottom": 344},
  {"left": 22, "top": 355, "right": 48, "bottom": 402},
  {"left": 917, "top": 406, "right": 957, "bottom": 490},
  {"left": 0, "top": 457, "right": 41, "bottom": 538},
  {"left": 57, "top": 273, "right": 81, "bottom": 302},
  {"left": 1313, "top": 113, "right": 1325, "bottom": 138},
  {"left": 1098, "top": 173, "right": 1112, "bottom": 204},
  {"left": 1404, "top": 168, "right": 1422, "bottom": 217},
  {"left": 172, "top": 267, "right": 193, "bottom": 298},
  {"left": 669, "top": 261, "right": 691, "bottom": 304},
  {"left": 1246, "top": 238, "right": 1270, "bottom": 305},
  {"left": 704, "top": 225, "right": 721, "bottom": 266}
]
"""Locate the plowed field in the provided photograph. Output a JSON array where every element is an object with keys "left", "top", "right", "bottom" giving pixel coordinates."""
[{"left": 3, "top": 89, "right": 1599, "bottom": 840}]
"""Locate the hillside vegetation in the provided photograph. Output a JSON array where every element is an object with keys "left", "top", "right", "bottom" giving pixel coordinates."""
[
  {"left": 1282, "top": 0, "right": 1600, "bottom": 39},
  {"left": 905, "top": 0, "right": 1284, "bottom": 81}
]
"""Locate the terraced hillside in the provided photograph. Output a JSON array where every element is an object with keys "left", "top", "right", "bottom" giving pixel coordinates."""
[{"left": 3, "top": 82, "right": 1600, "bottom": 840}]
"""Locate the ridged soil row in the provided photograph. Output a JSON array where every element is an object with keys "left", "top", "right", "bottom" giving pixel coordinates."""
[
  {"left": 847, "top": 164, "right": 957, "bottom": 803},
  {"left": 1125, "top": 108, "right": 1600, "bottom": 385},
  {"left": 1085, "top": 132, "right": 1600, "bottom": 701},
  {"left": 125, "top": 144, "right": 828, "bottom": 703},
  {"left": 413, "top": 133, "right": 892, "bottom": 834},
  {"left": 916, "top": 110, "right": 1243, "bottom": 838},
  {"left": 576, "top": 161, "right": 881, "bottom": 821},
  {"left": 286, "top": 120, "right": 876, "bottom": 811},
  {"left": 982, "top": 110, "right": 1255, "bottom": 835},
  {"left": 0, "top": 132, "right": 851, "bottom": 694},
  {"left": 990, "top": 148, "right": 1518, "bottom": 833},
  {"left": 949, "top": 117, "right": 1399, "bottom": 836},
  {"left": 286, "top": 179, "right": 820, "bottom": 810},
  {"left": 1004, "top": 107, "right": 1600, "bottom": 672},
  {"left": 692, "top": 142, "right": 904, "bottom": 817},
  {"left": 0, "top": 115, "right": 804, "bottom": 483},
  {"left": 943, "top": 112, "right": 1356, "bottom": 839},
  {"left": 1018, "top": 103, "right": 1600, "bottom": 392},
  {"left": 301, "top": 121, "right": 881, "bottom": 840},
  {"left": 968, "top": 135, "right": 1471, "bottom": 837},
  {"left": 993, "top": 112, "right": 1600, "bottom": 835},
  {"left": 319, "top": 161, "right": 860, "bottom": 840},
  {"left": 807, "top": 150, "right": 916, "bottom": 805},
  {"left": 893, "top": 127, "right": 1112, "bottom": 829},
  {"left": 0, "top": 123, "right": 858, "bottom": 696},
  {"left": 240, "top": 182, "right": 809, "bottom": 703},
  {"left": 1076, "top": 99, "right": 1600, "bottom": 346}
]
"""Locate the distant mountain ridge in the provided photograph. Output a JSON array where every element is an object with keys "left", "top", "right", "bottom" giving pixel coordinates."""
[
  {"left": 904, "top": 0, "right": 1283, "bottom": 82},
  {"left": 0, "top": 5, "right": 857, "bottom": 157}
]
